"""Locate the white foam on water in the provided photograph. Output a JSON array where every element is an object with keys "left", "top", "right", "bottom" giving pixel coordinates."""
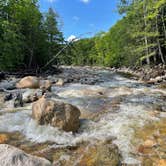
[
  {"left": 53, "top": 84, "right": 106, "bottom": 98},
  {"left": 99, "top": 74, "right": 138, "bottom": 88},
  {"left": 0, "top": 102, "right": 159, "bottom": 164}
]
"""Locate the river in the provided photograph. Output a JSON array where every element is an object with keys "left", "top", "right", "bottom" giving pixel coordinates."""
[{"left": 0, "top": 68, "right": 165, "bottom": 165}]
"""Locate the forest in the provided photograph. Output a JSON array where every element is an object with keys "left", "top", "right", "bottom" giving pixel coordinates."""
[{"left": 0, "top": 0, "right": 166, "bottom": 71}]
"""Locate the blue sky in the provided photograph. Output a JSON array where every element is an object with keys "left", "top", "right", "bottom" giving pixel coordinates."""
[{"left": 39, "top": 0, "right": 122, "bottom": 40}]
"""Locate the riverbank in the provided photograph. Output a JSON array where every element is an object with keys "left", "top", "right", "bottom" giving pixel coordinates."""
[
  {"left": 1, "top": 64, "right": 166, "bottom": 85},
  {"left": 116, "top": 65, "right": 166, "bottom": 85},
  {"left": 58, "top": 64, "right": 166, "bottom": 85}
]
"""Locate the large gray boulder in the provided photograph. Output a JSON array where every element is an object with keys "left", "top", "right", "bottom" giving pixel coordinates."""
[
  {"left": 0, "top": 144, "right": 51, "bottom": 166},
  {"left": 32, "top": 97, "right": 81, "bottom": 132}
]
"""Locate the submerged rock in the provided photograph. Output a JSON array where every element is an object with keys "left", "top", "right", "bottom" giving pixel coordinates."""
[
  {"left": 157, "top": 159, "right": 166, "bottom": 166},
  {"left": 143, "top": 139, "right": 157, "bottom": 148},
  {"left": 78, "top": 141, "right": 121, "bottom": 166},
  {"left": 0, "top": 144, "right": 51, "bottom": 166},
  {"left": 138, "top": 139, "right": 157, "bottom": 154},
  {"left": 16, "top": 76, "right": 40, "bottom": 89},
  {"left": 51, "top": 139, "right": 121, "bottom": 166},
  {"left": 32, "top": 97, "right": 81, "bottom": 132},
  {"left": 0, "top": 134, "right": 9, "bottom": 143}
]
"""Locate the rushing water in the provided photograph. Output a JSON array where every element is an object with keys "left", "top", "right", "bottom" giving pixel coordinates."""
[{"left": 0, "top": 70, "right": 165, "bottom": 165}]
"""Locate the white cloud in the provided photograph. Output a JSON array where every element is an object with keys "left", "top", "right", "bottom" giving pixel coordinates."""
[
  {"left": 89, "top": 23, "right": 95, "bottom": 27},
  {"left": 47, "top": 0, "right": 57, "bottom": 3},
  {"left": 67, "top": 35, "right": 78, "bottom": 42},
  {"left": 80, "top": 0, "right": 90, "bottom": 4},
  {"left": 72, "top": 16, "right": 80, "bottom": 21}
]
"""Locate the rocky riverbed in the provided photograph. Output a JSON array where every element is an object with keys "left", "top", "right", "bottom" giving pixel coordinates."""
[{"left": 0, "top": 66, "right": 165, "bottom": 166}]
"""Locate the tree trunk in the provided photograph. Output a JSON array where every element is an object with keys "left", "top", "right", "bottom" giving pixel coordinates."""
[
  {"left": 28, "top": 49, "right": 34, "bottom": 68},
  {"left": 153, "top": 52, "right": 157, "bottom": 64},
  {"left": 156, "top": 16, "right": 165, "bottom": 64},
  {"left": 143, "top": 1, "right": 150, "bottom": 65},
  {"left": 161, "top": 7, "right": 166, "bottom": 39}
]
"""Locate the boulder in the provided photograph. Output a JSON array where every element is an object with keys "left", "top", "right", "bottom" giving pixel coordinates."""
[
  {"left": 0, "top": 144, "right": 51, "bottom": 166},
  {"left": 32, "top": 97, "right": 81, "bottom": 132},
  {"left": 22, "top": 89, "right": 42, "bottom": 103},
  {"left": 40, "top": 80, "right": 52, "bottom": 91},
  {"left": 56, "top": 78, "right": 64, "bottom": 86},
  {"left": 16, "top": 76, "right": 39, "bottom": 89}
]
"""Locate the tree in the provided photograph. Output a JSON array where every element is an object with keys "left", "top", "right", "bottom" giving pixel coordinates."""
[
  {"left": 0, "top": 0, "right": 23, "bottom": 70},
  {"left": 0, "top": 1, "right": 64, "bottom": 70},
  {"left": 118, "top": 0, "right": 166, "bottom": 65},
  {"left": 44, "top": 8, "right": 64, "bottom": 65}
]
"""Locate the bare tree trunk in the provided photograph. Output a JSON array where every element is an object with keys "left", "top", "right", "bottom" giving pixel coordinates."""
[
  {"left": 28, "top": 31, "right": 35, "bottom": 68},
  {"left": 157, "top": 39, "right": 165, "bottom": 64},
  {"left": 153, "top": 55, "right": 157, "bottom": 64},
  {"left": 143, "top": 1, "right": 150, "bottom": 65},
  {"left": 28, "top": 48, "right": 34, "bottom": 68},
  {"left": 161, "top": 7, "right": 166, "bottom": 39},
  {"left": 156, "top": 16, "right": 165, "bottom": 64}
]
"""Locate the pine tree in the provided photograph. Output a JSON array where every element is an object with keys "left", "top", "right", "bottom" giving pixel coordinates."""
[{"left": 44, "top": 8, "right": 64, "bottom": 65}]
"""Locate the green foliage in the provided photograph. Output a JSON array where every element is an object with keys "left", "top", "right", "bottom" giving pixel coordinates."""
[
  {"left": 68, "top": 0, "right": 166, "bottom": 67},
  {"left": 68, "top": 38, "right": 96, "bottom": 66},
  {"left": 0, "top": 0, "right": 64, "bottom": 71},
  {"left": 0, "top": 20, "right": 23, "bottom": 70},
  {"left": 0, "top": 0, "right": 165, "bottom": 70}
]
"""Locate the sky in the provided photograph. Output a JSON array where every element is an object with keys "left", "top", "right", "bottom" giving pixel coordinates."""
[{"left": 39, "top": 0, "right": 122, "bottom": 40}]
